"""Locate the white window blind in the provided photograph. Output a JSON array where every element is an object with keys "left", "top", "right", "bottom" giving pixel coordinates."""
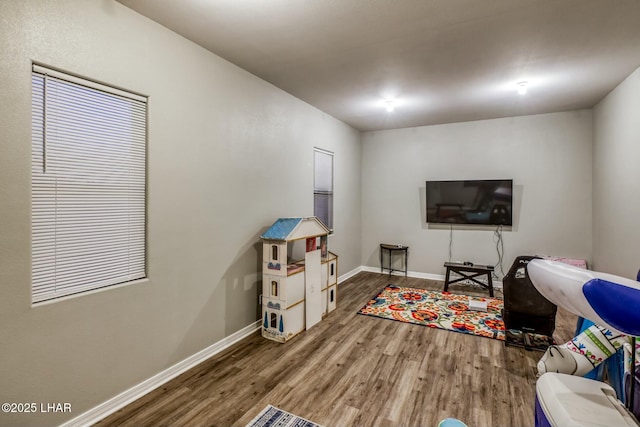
[
  {"left": 313, "top": 148, "right": 333, "bottom": 231},
  {"left": 31, "top": 65, "right": 147, "bottom": 303}
]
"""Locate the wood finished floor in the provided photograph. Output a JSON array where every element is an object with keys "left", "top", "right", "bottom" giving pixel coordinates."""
[{"left": 96, "top": 271, "right": 577, "bottom": 427}]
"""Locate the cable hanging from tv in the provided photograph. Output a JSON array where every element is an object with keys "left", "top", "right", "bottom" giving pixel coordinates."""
[{"left": 494, "top": 225, "right": 505, "bottom": 278}]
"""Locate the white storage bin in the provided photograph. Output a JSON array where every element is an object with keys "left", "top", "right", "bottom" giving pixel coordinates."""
[{"left": 535, "top": 373, "right": 637, "bottom": 427}]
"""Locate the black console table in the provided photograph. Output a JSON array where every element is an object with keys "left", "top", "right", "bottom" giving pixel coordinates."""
[
  {"left": 443, "top": 262, "right": 494, "bottom": 297},
  {"left": 380, "top": 244, "right": 409, "bottom": 276}
]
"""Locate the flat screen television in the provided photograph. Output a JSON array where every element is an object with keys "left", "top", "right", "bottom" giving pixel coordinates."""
[{"left": 426, "top": 179, "right": 513, "bottom": 226}]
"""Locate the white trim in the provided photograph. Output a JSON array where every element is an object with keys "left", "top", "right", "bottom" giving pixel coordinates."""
[
  {"left": 359, "top": 266, "right": 503, "bottom": 289},
  {"left": 60, "top": 320, "right": 261, "bottom": 427},
  {"left": 359, "top": 265, "right": 443, "bottom": 281},
  {"left": 337, "top": 266, "right": 362, "bottom": 284}
]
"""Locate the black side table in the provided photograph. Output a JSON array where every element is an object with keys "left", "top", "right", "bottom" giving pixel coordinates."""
[{"left": 380, "top": 244, "right": 409, "bottom": 276}]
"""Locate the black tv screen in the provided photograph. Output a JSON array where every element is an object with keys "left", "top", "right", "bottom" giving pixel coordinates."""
[{"left": 426, "top": 179, "right": 513, "bottom": 225}]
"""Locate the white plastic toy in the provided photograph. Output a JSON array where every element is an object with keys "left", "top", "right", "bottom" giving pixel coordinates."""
[{"left": 527, "top": 259, "right": 640, "bottom": 336}]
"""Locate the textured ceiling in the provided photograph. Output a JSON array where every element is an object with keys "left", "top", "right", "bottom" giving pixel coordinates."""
[{"left": 118, "top": 0, "right": 640, "bottom": 131}]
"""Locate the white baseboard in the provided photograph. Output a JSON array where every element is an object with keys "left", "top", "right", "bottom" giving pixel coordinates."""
[
  {"left": 359, "top": 265, "right": 503, "bottom": 289},
  {"left": 60, "top": 320, "right": 261, "bottom": 427},
  {"left": 337, "top": 265, "right": 362, "bottom": 284},
  {"left": 360, "top": 265, "right": 444, "bottom": 281}
]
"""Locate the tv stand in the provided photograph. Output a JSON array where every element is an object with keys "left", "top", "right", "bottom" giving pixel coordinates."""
[{"left": 443, "top": 262, "right": 494, "bottom": 297}]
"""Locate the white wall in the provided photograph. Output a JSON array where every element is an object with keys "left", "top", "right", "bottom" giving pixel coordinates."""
[
  {"left": 361, "top": 111, "right": 593, "bottom": 277},
  {"left": 593, "top": 66, "right": 640, "bottom": 278},
  {"left": 0, "top": 1, "right": 361, "bottom": 426}
]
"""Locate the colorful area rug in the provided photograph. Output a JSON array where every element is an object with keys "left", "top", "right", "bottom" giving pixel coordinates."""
[
  {"left": 246, "top": 405, "right": 323, "bottom": 427},
  {"left": 359, "top": 285, "right": 507, "bottom": 341}
]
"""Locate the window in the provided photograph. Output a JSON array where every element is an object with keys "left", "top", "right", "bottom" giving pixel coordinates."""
[
  {"left": 271, "top": 245, "right": 278, "bottom": 261},
  {"left": 313, "top": 148, "right": 333, "bottom": 231},
  {"left": 31, "top": 64, "right": 147, "bottom": 303}
]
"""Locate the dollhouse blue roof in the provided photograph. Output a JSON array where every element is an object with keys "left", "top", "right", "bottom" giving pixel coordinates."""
[
  {"left": 261, "top": 217, "right": 329, "bottom": 241},
  {"left": 261, "top": 218, "right": 303, "bottom": 240}
]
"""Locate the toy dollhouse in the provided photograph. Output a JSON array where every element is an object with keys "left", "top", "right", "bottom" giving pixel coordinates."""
[{"left": 260, "top": 217, "right": 338, "bottom": 343}]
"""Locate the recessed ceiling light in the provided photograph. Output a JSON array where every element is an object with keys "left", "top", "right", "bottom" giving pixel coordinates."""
[
  {"left": 385, "top": 100, "right": 395, "bottom": 112},
  {"left": 517, "top": 81, "right": 528, "bottom": 95}
]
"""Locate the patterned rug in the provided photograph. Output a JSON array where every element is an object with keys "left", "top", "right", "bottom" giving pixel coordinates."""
[
  {"left": 246, "top": 405, "right": 323, "bottom": 427},
  {"left": 359, "top": 285, "right": 507, "bottom": 341}
]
